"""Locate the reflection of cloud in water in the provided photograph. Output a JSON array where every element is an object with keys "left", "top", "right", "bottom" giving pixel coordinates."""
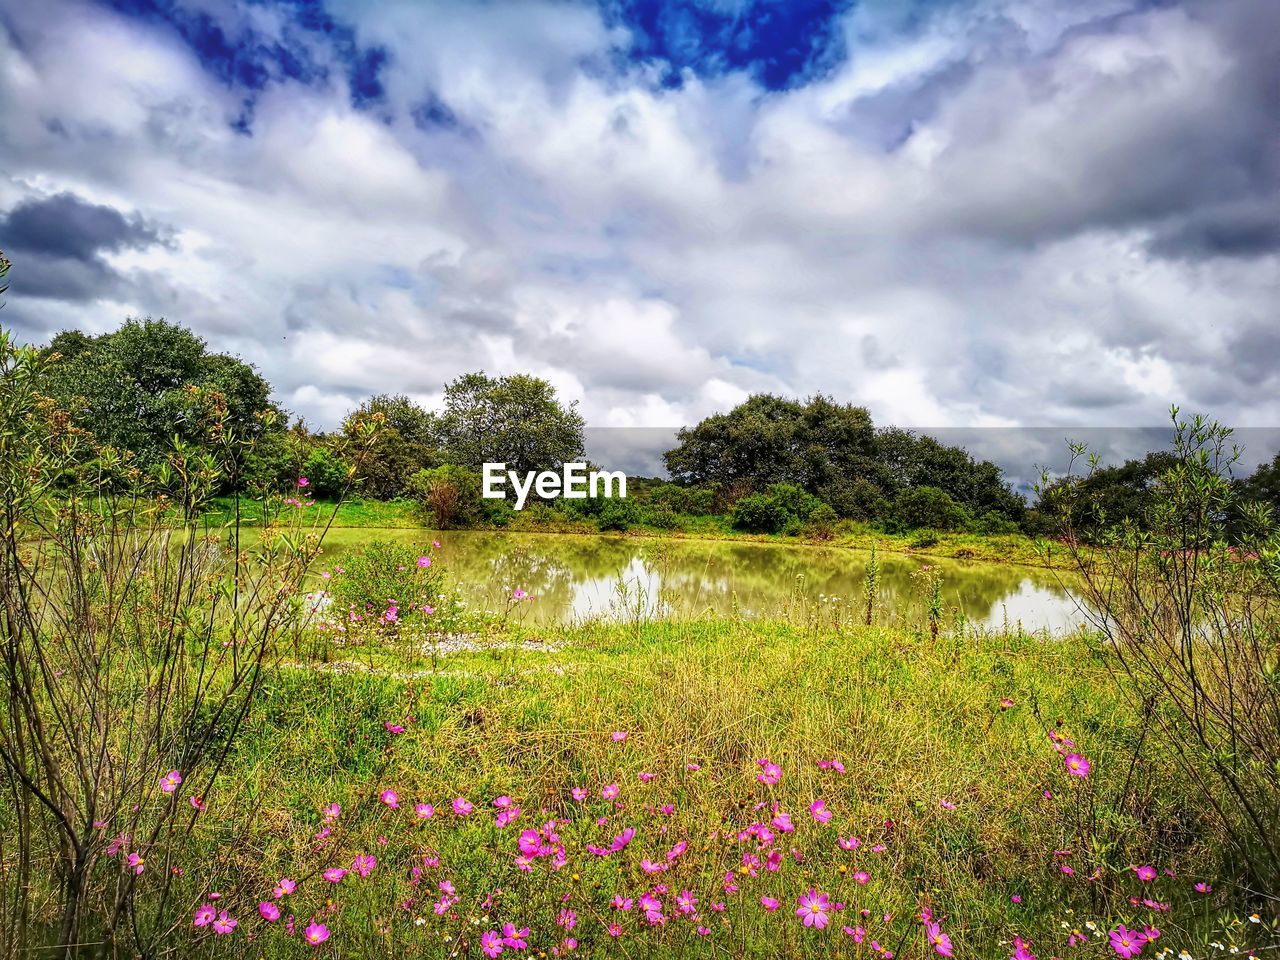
[
  {"left": 319, "top": 530, "right": 1084, "bottom": 634},
  {"left": 980, "top": 579, "right": 1086, "bottom": 635}
]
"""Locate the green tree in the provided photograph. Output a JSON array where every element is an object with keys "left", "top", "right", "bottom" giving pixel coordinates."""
[
  {"left": 38, "top": 318, "right": 281, "bottom": 477},
  {"left": 664, "top": 394, "right": 876, "bottom": 499},
  {"left": 341, "top": 394, "right": 441, "bottom": 499},
  {"left": 1032, "top": 450, "right": 1178, "bottom": 540},
  {"left": 438, "top": 372, "right": 585, "bottom": 475}
]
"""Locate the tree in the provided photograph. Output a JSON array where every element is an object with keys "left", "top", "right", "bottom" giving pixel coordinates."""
[
  {"left": 1032, "top": 450, "right": 1178, "bottom": 540},
  {"left": 437, "top": 372, "right": 585, "bottom": 475},
  {"left": 340, "top": 394, "right": 442, "bottom": 499},
  {"left": 664, "top": 394, "right": 876, "bottom": 500},
  {"left": 38, "top": 318, "right": 281, "bottom": 476}
]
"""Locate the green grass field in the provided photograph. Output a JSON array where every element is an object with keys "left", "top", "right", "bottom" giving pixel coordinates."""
[
  {"left": 168, "top": 617, "right": 1259, "bottom": 959},
  {"left": 204, "top": 495, "right": 1062, "bottom": 568}
]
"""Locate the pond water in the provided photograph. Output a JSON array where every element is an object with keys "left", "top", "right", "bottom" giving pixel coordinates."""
[{"left": 313, "top": 529, "right": 1087, "bottom": 634}]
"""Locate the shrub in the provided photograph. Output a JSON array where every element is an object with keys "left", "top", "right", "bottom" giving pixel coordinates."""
[
  {"left": 597, "top": 496, "right": 642, "bottom": 531},
  {"left": 730, "top": 483, "right": 824, "bottom": 534},
  {"left": 974, "top": 509, "right": 1021, "bottom": 535},
  {"left": 300, "top": 444, "right": 351, "bottom": 499},
  {"left": 805, "top": 502, "right": 839, "bottom": 540},
  {"left": 888, "top": 485, "right": 971, "bottom": 532},
  {"left": 407, "top": 465, "right": 503, "bottom": 528},
  {"left": 1052, "top": 411, "right": 1280, "bottom": 900},
  {"left": 327, "top": 539, "right": 445, "bottom": 626}
]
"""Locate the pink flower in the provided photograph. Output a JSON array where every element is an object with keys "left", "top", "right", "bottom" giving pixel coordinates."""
[
  {"left": 415, "top": 803, "right": 435, "bottom": 819},
  {"left": 385, "top": 721, "right": 405, "bottom": 734},
  {"left": 853, "top": 870, "right": 870, "bottom": 885},
  {"left": 273, "top": 878, "right": 296, "bottom": 898},
  {"left": 796, "top": 889, "right": 831, "bottom": 928},
  {"left": 193, "top": 904, "right": 216, "bottom": 927},
  {"left": 607, "top": 923, "right": 622, "bottom": 938},
  {"left": 1109, "top": 926, "right": 1147, "bottom": 958},
  {"left": 160, "top": 770, "right": 183, "bottom": 793},
  {"left": 380, "top": 789, "right": 399, "bottom": 808},
  {"left": 611, "top": 731, "right": 628, "bottom": 742},
  {"left": 1063, "top": 753, "right": 1091, "bottom": 778},
  {"left": 211, "top": 911, "right": 237, "bottom": 935},
  {"left": 323, "top": 803, "right": 341, "bottom": 821},
  {"left": 188, "top": 795, "right": 205, "bottom": 811},
  {"left": 926, "top": 921, "right": 954, "bottom": 957},
  {"left": 481, "top": 930, "right": 504, "bottom": 958},
  {"left": 810, "top": 799, "right": 832, "bottom": 824},
  {"left": 502, "top": 924, "right": 529, "bottom": 949},
  {"left": 756, "top": 759, "right": 782, "bottom": 786},
  {"left": 1133, "top": 864, "right": 1157, "bottom": 882},
  {"left": 127, "top": 852, "right": 145, "bottom": 875},
  {"left": 452, "top": 797, "right": 473, "bottom": 816},
  {"left": 1012, "top": 936, "right": 1037, "bottom": 960},
  {"left": 297, "top": 477, "right": 309, "bottom": 488},
  {"left": 557, "top": 908, "right": 577, "bottom": 930},
  {"left": 417, "top": 556, "right": 432, "bottom": 568},
  {"left": 259, "top": 901, "right": 280, "bottom": 922},
  {"left": 352, "top": 854, "right": 376, "bottom": 877},
  {"left": 999, "top": 697, "right": 1015, "bottom": 709},
  {"left": 571, "top": 787, "right": 588, "bottom": 801},
  {"left": 1194, "top": 882, "right": 1212, "bottom": 894},
  {"left": 513, "top": 588, "right": 529, "bottom": 600},
  {"left": 761, "top": 896, "right": 779, "bottom": 912},
  {"left": 323, "top": 867, "right": 347, "bottom": 883},
  {"left": 601, "top": 784, "right": 619, "bottom": 800},
  {"left": 304, "top": 922, "right": 330, "bottom": 945}
]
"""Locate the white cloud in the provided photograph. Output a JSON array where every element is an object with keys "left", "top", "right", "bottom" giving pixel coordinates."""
[{"left": 0, "top": 0, "right": 1276, "bottom": 459}]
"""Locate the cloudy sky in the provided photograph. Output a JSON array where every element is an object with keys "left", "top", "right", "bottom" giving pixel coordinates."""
[{"left": 1, "top": 0, "right": 1277, "bottom": 453}]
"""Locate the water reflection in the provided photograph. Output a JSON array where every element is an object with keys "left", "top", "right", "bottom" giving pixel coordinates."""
[{"left": 316, "top": 530, "right": 1086, "bottom": 634}]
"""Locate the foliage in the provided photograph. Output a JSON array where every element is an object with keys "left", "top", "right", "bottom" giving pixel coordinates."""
[
  {"left": 437, "top": 372, "right": 585, "bottom": 475},
  {"left": 1033, "top": 451, "right": 1180, "bottom": 541},
  {"left": 407, "top": 464, "right": 513, "bottom": 529},
  {"left": 342, "top": 396, "right": 441, "bottom": 500},
  {"left": 888, "top": 485, "right": 971, "bottom": 533},
  {"left": 665, "top": 394, "right": 1026, "bottom": 527},
  {"left": 37, "top": 317, "right": 282, "bottom": 476},
  {"left": 664, "top": 393, "right": 875, "bottom": 496},
  {"left": 730, "top": 483, "right": 821, "bottom": 534},
  {"left": 325, "top": 539, "right": 445, "bottom": 629},
  {"left": 0, "top": 324, "right": 378, "bottom": 955},
  {"left": 1047, "top": 409, "right": 1280, "bottom": 902}
]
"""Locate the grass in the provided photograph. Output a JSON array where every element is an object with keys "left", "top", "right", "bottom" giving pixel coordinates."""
[
  {"left": 205, "top": 495, "right": 1064, "bottom": 569},
  {"left": 170, "top": 617, "right": 1257, "bottom": 959}
]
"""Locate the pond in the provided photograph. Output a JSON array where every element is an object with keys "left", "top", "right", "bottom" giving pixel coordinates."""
[{"left": 312, "top": 529, "right": 1087, "bottom": 634}]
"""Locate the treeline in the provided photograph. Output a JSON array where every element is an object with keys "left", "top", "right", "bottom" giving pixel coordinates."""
[{"left": 33, "top": 317, "right": 1280, "bottom": 540}]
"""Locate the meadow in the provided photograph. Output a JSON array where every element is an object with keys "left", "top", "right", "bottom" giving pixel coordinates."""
[
  {"left": 1, "top": 326, "right": 1276, "bottom": 959},
  {"left": 167, "top": 606, "right": 1260, "bottom": 959}
]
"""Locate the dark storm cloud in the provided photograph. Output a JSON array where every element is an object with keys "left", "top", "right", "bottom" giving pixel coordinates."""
[
  {"left": 1148, "top": 200, "right": 1280, "bottom": 260},
  {"left": 0, "top": 193, "right": 170, "bottom": 301}
]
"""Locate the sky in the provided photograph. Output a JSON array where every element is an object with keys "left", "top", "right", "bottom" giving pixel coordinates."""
[{"left": 1, "top": 0, "right": 1277, "bottom": 470}]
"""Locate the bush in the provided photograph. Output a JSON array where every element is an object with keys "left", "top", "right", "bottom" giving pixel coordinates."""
[
  {"left": 805, "top": 502, "right": 839, "bottom": 540},
  {"left": 327, "top": 539, "right": 444, "bottom": 627},
  {"left": 730, "top": 483, "right": 824, "bottom": 534},
  {"left": 300, "top": 444, "right": 351, "bottom": 499},
  {"left": 597, "top": 496, "right": 642, "bottom": 531},
  {"left": 407, "top": 465, "right": 506, "bottom": 528},
  {"left": 974, "top": 509, "right": 1021, "bottom": 535},
  {"left": 887, "top": 485, "right": 971, "bottom": 532}
]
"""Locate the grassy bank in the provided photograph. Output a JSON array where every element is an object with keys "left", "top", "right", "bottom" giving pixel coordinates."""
[
  {"left": 204, "top": 495, "right": 1062, "bottom": 568},
  {"left": 166, "top": 618, "right": 1260, "bottom": 959}
]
